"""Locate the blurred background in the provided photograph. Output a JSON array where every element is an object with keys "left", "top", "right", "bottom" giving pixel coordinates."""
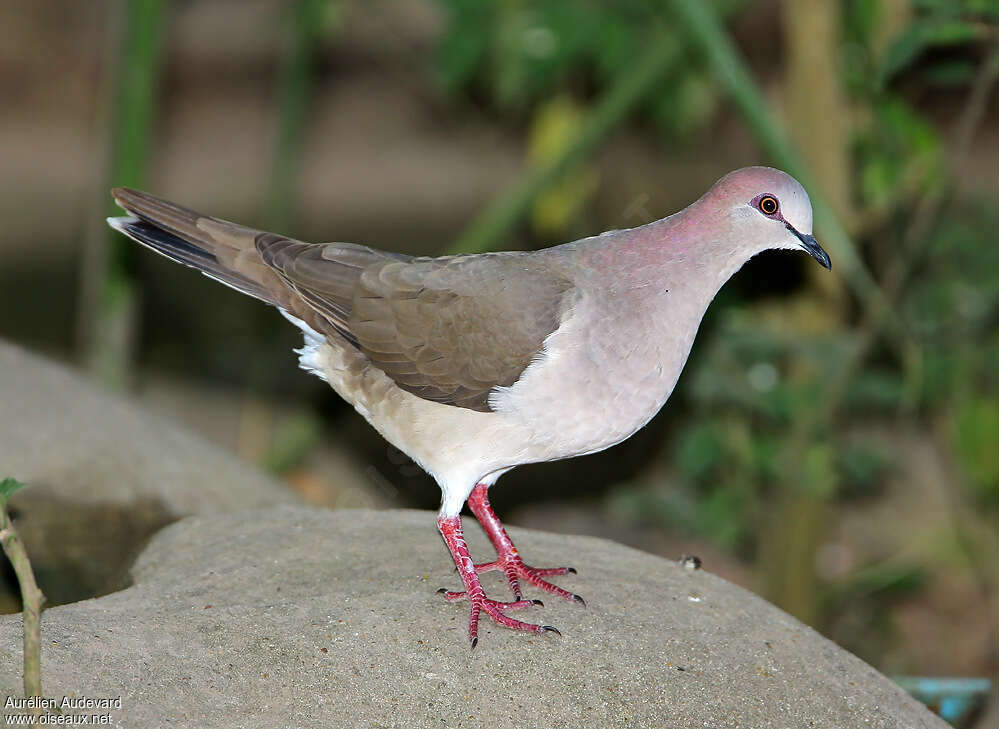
[{"left": 1, "top": 0, "right": 998, "bottom": 723}]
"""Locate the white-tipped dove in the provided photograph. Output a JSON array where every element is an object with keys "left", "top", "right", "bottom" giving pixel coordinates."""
[{"left": 108, "top": 166, "right": 831, "bottom": 647}]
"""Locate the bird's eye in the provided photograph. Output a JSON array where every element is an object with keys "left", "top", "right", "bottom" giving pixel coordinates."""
[{"left": 758, "top": 195, "right": 779, "bottom": 216}]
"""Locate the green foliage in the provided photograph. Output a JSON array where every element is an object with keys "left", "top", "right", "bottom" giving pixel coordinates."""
[
  {"left": 0, "top": 477, "right": 26, "bottom": 509},
  {"left": 844, "top": 0, "right": 999, "bottom": 214},
  {"left": 434, "top": 0, "right": 720, "bottom": 139},
  {"left": 527, "top": 96, "right": 599, "bottom": 235},
  {"left": 837, "top": 442, "right": 893, "bottom": 499},
  {"left": 905, "top": 203, "right": 999, "bottom": 339},
  {"left": 859, "top": 0, "right": 999, "bottom": 89},
  {"left": 842, "top": 0, "right": 961, "bottom": 211},
  {"left": 825, "top": 560, "right": 926, "bottom": 647},
  {"left": 951, "top": 398, "right": 999, "bottom": 501},
  {"left": 437, "top": 1, "right": 655, "bottom": 103},
  {"left": 902, "top": 201, "right": 999, "bottom": 444},
  {"left": 841, "top": 370, "right": 905, "bottom": 413},
  {"left": 675, "top": 422, "right": 725, "bottom": 483},
  {"left": 856, "top": 99, "right": 943, "bottom": 209},
  {"left": 800, "top": 444, "right": 838, "bottom": 499},
  {"left": 879, "top": 18, "right": 983, "bottom": 86}
]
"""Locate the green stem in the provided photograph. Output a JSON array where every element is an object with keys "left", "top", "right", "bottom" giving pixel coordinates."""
[
  {"left": 269, "top": 0, "right": 334, "bottom": 232},
  {"left": 0, "top": 504, "right": 45, "bottom": 698},
  {"left": 106, "top": 0, "right": 164, "bottom": 215},
  {"left": 83, "top": 0, "right": 165, "bottom": 388}
]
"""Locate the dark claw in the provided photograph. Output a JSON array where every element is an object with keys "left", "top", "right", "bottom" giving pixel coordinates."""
[
  {"left": 436, "top": 588, "right": 448, "bottom": 595},
  {"left": 514, "top": 594, "right": 522, "bottom": 602},
  {"left": 572, "top": 594, "right": 586, "bottom": 607},
  {"left": 540, "top": 625, "right": 561, "bottom": 637},
  {"left": 470, "top": 636, "right": 478, "bottom": 650},
  {"left": 567, "top": 567, "right": 577, "bottom": 574},
  {"left": 531, "top": 599, "right": 544, "bottom": 607}
]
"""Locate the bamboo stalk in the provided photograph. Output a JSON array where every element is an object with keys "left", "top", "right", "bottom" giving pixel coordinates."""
[
  {"left": 80, "top": 0, "right": 165, "bottom": 388},
  {"left": 268, "top": 0, "right": 335, "bottom": 232}
]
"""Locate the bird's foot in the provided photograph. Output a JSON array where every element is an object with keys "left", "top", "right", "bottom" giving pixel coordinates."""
[
  {"left": 466, "top": 482, "right": 584, "bottom": 605},
  {"left": 437, "top": 514, "right": 561, "bottom": 647},
  {"left": 474, "top": 553, "right": 584, "bottom": 606}
]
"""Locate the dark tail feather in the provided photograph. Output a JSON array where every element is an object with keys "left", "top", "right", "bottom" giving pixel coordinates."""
[{"left": 107, "top": 215, "right": 279, "bottom": 304}]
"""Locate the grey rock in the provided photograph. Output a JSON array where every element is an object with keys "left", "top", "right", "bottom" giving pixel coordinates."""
[
  {"left": 0, "top": 340, "right": 299, "bottom": 605},
  {"left": 0, "top": 506, "right": 946, "bottom": 728},
  {"left": 0, "top": 340, "right": 296, "bottom": 512}
]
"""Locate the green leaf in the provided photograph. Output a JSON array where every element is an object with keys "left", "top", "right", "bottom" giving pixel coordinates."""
[
  {"left": 434, "top": 0, "right": 493, "bottom": 92},
  {"left": 0, "top": 477, "right": 26, "bottom": 504},
  {"left": 879, "top": 19, "right": 982, "bottom": 86},
  {"left": 967, "top": 0, "right": 999, "bottom": 21},
  {"left": 856, "top": 97, "right": 943, "bottom": 207},
  {"left": 832, "top": 561, "right": 925, "bottom": 601},
  {"left": 923, "top": 59, "right": 976, "bottom": 86}
]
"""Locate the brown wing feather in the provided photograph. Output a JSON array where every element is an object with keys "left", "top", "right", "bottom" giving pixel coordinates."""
[
  {"left": 270, "top": 249, "right": 574, "bottom": 411},
  {"left": 111, "top": 187, "right": 572, "bottom": 413}
]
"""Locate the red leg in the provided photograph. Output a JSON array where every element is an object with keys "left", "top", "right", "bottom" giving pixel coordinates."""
[
  {"left": 466, "top": 483, "right": 584, "bottom": 606},
  {"left": 437, "top": 514, "right": 559, "bottom": 647}
]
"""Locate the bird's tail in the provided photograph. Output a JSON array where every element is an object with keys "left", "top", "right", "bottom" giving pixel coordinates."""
[{"left": 108, "top": 188, "right": 291, "bottom": 307}]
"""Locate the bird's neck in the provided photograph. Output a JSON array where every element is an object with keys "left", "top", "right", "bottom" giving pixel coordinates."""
[{"left": 599, "top": 210, "right": 752, "bottom": 309}]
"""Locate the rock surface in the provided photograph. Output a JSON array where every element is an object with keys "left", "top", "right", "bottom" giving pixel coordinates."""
[
  {"left": 0, "top": 340, "right": 298, "bottom": 605},
  {"left": 0, "top": 341, "right": 297, "bottom": 513},
  {"left": 0, "top": 506, "right": 946, "bottom": 728}
]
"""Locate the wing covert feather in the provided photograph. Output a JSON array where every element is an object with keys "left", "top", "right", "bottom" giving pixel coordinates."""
[
  {"left": 275, "top": 249, "right": 574, "bottom": 412},
  {"left": 349, "top": 254, "right": 573, "bottom": 412}
]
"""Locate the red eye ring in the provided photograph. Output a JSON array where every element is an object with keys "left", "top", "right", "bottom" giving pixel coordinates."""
[{"left": 758, "top": 195, "right": 779, "bottom": 215}]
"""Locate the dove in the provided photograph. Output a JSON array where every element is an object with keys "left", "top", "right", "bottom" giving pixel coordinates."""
[{"left": 108, "top": 166, "right": 830, "bottom": 647}]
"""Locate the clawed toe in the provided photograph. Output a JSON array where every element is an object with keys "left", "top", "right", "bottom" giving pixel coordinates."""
[
  {"left": 461, "top": 618, "right": 561, "bottom": 648},
  {"left": 437, "top": 589, "right": 541, "bottom": 612},
  {"left": 510, "top": 561, "right": 582, "bottom": 604}
]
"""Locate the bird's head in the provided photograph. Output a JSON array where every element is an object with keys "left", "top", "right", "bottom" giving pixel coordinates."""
[{"left": 703, "top": 166, "right": 831, "bottom": 270}]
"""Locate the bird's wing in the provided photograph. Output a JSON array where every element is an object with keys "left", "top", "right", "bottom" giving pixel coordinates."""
[
  {"left": 110, "top": 187, "right": 573, "bottom": 412},
  {"left": 264, "top": 248, "right": 575, "bottom": 412},
  {"left": 110, "top": 187, "right": 409, "bottom": 338}
]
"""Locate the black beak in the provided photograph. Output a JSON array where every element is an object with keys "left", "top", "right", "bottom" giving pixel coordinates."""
[{"left": 787, "top": 224, "right": 831, "bottom": 270}]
